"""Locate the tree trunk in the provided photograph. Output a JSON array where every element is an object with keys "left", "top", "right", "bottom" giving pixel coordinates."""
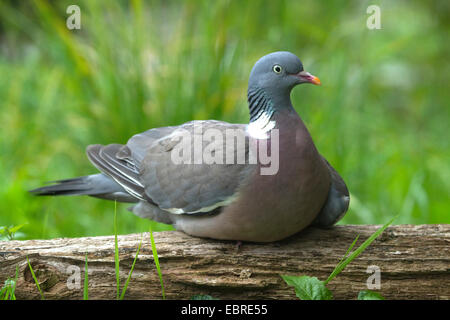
[{"left": 0, "top": 225, "right": 448, "bottom": 300}]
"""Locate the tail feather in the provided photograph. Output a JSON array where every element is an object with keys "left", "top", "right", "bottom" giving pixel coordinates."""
[
  {"left": 30, "top": 177, "right": 93, "bottom": 196},
  {"left": 29, "top": 173, "right": 138, "bottom": 203}
]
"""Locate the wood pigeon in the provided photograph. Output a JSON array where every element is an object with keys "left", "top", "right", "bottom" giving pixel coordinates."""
[{"left": 30, "top": 51, "right": 349, "bottom": 242}]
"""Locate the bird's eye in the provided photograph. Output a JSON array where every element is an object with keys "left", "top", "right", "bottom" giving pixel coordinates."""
[{"left": 273, "top": 65, "right": 282, "bottom": 74}]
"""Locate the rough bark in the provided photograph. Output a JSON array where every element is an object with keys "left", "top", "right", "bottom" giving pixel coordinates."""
[{"left": 0, "top": 225, "right": 448, "bottom": 300}]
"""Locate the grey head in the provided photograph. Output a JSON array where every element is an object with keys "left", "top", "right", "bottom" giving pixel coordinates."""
[{"left": 247, "top": 51, "right": 320, "bottom": 123}]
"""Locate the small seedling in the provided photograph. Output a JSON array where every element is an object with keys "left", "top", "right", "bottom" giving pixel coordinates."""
[
  {"left": 282, "top": 215, "right": 398, "bottom": 300},
  {"left": 0, "top": 224, "right": 26, "bottom": 241},
  {"left": 0, "top": 266, "right": 19, "bottom": 300}
]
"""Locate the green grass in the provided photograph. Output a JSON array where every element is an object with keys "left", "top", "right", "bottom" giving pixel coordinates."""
[
  {"left": 119, "top": 233, "right": 143, "bottom": 300},
  {"left": 324, "top": 214, "right": 397, "bottom": 285},
  {"left": 113, "top": 201, "right": 144, "bottom": 300},
  {"left": 0, "top": 0, "right": 448, "bottom": 240},
  {"left": 282, "top": 215, "right": 397, "bottom": 300},
  {"left": 26, "top": 256, "right": 45, "bottom": 300},
  {"left": 84, "top": 252, "right": 88, "bottom": 300},
  {"left": 24, "top": 203, "right": 145, "bottom": 300},
  {"left": 0, "top": 224, "right": 26, "bottom": 240},
  {"left": 0, "top": 266, "right": 19, "bottom": 300},
  {"left": 150, "top": 225, "right": 165, "bottom": 299},
  {"left": 114, "top": 201, "right": 120, "bottom": 300}
]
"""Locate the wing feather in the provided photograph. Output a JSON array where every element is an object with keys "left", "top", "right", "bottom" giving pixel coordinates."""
[
  {"left": 86, "top": 120, "right": 256, "bottom": 216},
  {"left": 86, "top": 144, "right": 147, "bottom": 201}
]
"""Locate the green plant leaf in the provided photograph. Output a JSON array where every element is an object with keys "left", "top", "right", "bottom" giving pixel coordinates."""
[
  {"left": 282, "top": 275, "right": 333, "bottom": 300},
  {"left": 0, "top": 224, "right": 26, "bottom": 240},
  {"left": 8, "top": 223, "right": 26, "bottom": 234},
  {"left": 358, "top": 290, "right": 385, "bottom": 300}
]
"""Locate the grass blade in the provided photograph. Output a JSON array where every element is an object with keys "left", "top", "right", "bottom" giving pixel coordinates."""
[
  {"left": 323, "top": 234, "right": 360, "bottom": 285},
  {"left": 3, "top": 288, "right": 9, "bottom": 300},
  {"left": 26, "top": 256, "right": 45, "bottom": 300},
  {"left": 325, "top": 215, "right": 398, "bottom": 285},
  {"left": 337, "top": 235, "right": 360, "bottom": 266},
  {"left": 149, "top": 225, "right": 165, "bottom": 299},
  {"left": 84, "top": 252, "right": 89, "bottom": 300},
  {"left": 0, "top": 266, "right": 18, "bottom": 300},
  {"left": 120, "top": 233, "right": 143, "bottom": 300},
  {"left": 114, "top": 200, "right": 120, "bottom": 300},
  {"left": 11, "top": 265, "right": 19, "bottom": 300}
]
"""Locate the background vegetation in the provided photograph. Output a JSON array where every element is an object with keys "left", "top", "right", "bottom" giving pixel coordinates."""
[{"left": 0, "top": 0, "right": 448, "bottom": 240}]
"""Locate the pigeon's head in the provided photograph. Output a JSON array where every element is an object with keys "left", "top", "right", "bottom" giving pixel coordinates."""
[{"left": 248, "top": 51, "right": 320, "bottom": 96}]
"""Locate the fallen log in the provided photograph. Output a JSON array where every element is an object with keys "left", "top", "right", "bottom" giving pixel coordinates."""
[{"left": 0, "top": 225, "right": 448, "bottom": 300}]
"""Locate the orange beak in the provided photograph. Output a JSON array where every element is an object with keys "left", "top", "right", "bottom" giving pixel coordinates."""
[{"left": 295, "top": 70, "right": 321, "bottom": 85}]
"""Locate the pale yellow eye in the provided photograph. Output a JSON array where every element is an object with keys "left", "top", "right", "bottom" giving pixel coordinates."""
[{"left": 273, "top": 65, "right": 282, "bottom": 74}]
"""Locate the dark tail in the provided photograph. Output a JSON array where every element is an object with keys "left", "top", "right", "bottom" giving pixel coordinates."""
[
  {"left": 30, "top": 176, "right": 95, "bottom": 196},
  {"left": 29, "top": 174, "right": 138, "bottom": 203}
]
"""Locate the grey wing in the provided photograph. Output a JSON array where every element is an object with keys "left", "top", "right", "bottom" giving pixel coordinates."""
[
  {"left": 138, "top": 120, "right": 255, "bottom": 214},
  {"left": 87, "top": 120, "right": 255, "bottom": 216},
  {"left": 86, "top": 124, "right": 184, "bottom": 202},
  {"left": 86, "top": 144, "right": 149, "bottom": 202},
  {"left": 313, "top": 157, "right": 350, "bottom": 227}
]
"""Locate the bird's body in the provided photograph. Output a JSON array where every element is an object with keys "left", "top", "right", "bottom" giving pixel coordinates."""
[
  {"left": 169, "top": 108, "right": 331, "bottom": 242},
  {"left": 31, "top": 51, "right": 349, "bottom": 242}
]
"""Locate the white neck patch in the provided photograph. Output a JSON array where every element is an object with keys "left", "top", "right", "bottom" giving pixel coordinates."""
[{"left": 247, "top": 112, "right": 276, "bottom": 139}]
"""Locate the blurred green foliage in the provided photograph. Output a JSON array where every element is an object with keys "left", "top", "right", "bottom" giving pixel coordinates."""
[{"left": 0, "top": 0, "right": 448, "bottom": 240}]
